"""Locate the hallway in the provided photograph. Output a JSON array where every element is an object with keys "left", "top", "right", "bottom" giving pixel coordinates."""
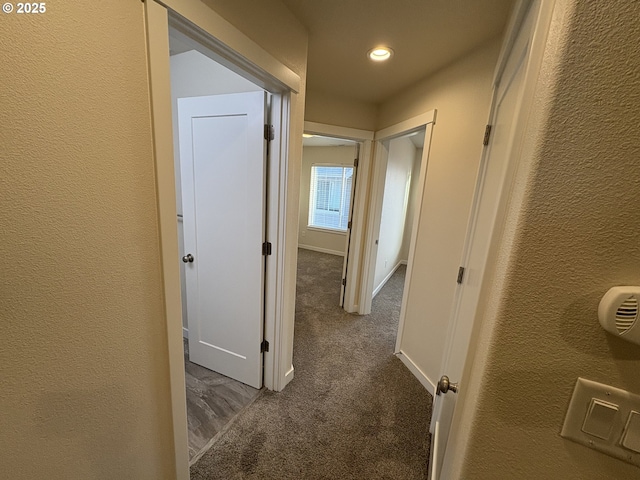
[{"left": 190, "top": 249, "right": 432, "bottom": 479}]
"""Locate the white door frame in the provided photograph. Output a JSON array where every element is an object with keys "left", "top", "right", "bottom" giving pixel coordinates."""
[
  {"left": 145, "top": 1, "right": 300, "bottom": 478},
  {"left": 359, "top": 110, "right": 437, "bottom": 339},
  {"left": 303, "top": 121, "right": 374, "bottom": 313}
]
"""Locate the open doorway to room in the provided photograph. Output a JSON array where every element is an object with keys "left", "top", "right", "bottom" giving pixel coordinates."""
[
  {"left": 297, "top": 134, "right": 359, "bottom": 306},
  {"left": 369, "top": 130, "right": 424, "bottom": 316},
  {"left": 356, "top": 112, "right": 436, "bottom": 360},
  {"left": 144, "top": 1, "right": 302, "bottom": 474},
  {"left": 168, "top": 26, "right": 268, "bottom": 465},
  {"left": 146, "top": 1, "right": 298, "bottom": 470}
]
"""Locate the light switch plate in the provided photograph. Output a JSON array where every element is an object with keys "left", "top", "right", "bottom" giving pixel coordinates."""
[
  {"left": 621, "top": 411, "right": 640, "bottom": 453},
  {"left": 562, "top": 378, "right": 640, "bottom": 467},
  {"left": 581, "top": 398, "right": 618, "bottom": 440}
]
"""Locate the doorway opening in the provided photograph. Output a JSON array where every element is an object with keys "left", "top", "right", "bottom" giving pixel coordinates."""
[
  {"left": 356, "top": 113, "right": 436, "bottom": 368},
  {"left": 298, "top": 133, "right": 359, "bottom": 303},
  {"left": 369, "top": 129, "right": 425, "bottom": 324},
  {"left": 145, "top": 1, "right": 300, "bottom": 475},
  {"left": 168, "top": 26, "right": 270, "bottom": 464}
]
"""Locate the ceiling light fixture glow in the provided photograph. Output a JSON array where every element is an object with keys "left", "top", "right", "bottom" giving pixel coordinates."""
[
  {"left": 303, "top": 133, "right": 314, "bottom": 138},
  {"left": 368, "top": 46, "right": 393, "bottom": 62}
]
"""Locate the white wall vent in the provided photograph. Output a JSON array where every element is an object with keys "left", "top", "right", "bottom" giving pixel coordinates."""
[
  {"left": 599, "top": 287, "right": 640, "bottom": 345},
  {"left": 615, "top": 297, "right": 638, "bottom": 334}
]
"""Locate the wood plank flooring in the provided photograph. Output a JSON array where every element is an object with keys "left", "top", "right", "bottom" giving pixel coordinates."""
[{"left": 184, "top": 339, "right": 262, "bottom": 464}]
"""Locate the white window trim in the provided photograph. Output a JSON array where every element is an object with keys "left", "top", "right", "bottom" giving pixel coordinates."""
[
  {"left": 308, "top": 163, "right": 354, "bottom": 232},
  {"left": 306, "top": 225, "right": 348, "bottom": 235}
]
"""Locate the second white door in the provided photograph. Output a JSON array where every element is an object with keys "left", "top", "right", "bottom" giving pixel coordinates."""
[
  {"left": 179, "top": 91, "right": 267, "bottom": 389},
  {"left": 430, "top": 2, "right": 545, "bottom": 478}
]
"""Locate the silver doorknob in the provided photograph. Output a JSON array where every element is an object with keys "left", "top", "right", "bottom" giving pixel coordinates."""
[
  {"left": 182, "top": 254, "right": 194, "bottom": 263},
  {"left": 436, "top": 375, "right": 459, "bottom": 395}
]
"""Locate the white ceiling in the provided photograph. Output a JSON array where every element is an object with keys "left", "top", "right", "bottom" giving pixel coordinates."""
[{"left": 281, "top": 0, "right": 515, "bottom": 104}]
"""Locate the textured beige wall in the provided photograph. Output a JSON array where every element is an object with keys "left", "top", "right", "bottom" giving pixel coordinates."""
[
  {"left": 0, "top": 2, "right": 174, "bottom": 478},
  {"left": 373, "top": 136, "right": 415, "bottom": 292},
  {"left": 203, "top": 0, "right": 307, "bottom": 79},
  {"left": 400, "top": 148, "right": 423, "bottom": 261},
  {"left": 0, "top": 0, "right": 308, "bottom": 478},
  {"left": 455, "top": 1, "right": 640, "bottom": 478},
  {"left": 382, "top": 39, "right": 501, "bottom": 386},
  {"left": 305, "top": 90, "right": 378, "bottom": 131}
]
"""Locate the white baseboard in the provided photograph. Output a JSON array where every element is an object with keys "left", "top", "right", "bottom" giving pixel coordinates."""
[
  {"left": 372, "top": 260, "right": 404, "bottom": 298},
  {"left": 396, "top": 351, "right": 436, "bottom": 395},
  {"left": 182, "top": 327, "right": 189, "bottom": 339},
  {"left": 344, "top": 304, "right": 359, "bottom": 314},
  {"left": 284, "top": 365, "right": 295, "bottom": 386},
  {"left": 298, "top": 244, "right": 344, "bottom": 256}
]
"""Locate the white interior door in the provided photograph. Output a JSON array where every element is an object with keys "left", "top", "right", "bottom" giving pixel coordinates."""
[
  {"left": 179, "top": 91, "right": 267, "bottom": 389},
  {"left": 340, "top": 143, "right": 360, "bottom": 307},
  {"left": 429, "top": 3, "right": 539, "bottom": 478}
]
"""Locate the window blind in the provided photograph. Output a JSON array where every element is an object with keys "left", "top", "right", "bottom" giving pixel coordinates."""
[{"left": 309, "top": 165, "right": 354, "bottom": 231}]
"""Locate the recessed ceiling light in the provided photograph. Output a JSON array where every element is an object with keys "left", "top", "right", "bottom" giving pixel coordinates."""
[{"left": 368, "top": 46, "right": 393, "bottom": 62}]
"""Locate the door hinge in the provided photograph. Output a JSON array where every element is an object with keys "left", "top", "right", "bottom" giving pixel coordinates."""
[
  {"left": 342, "top": 278, "right": 347, "bottom": 286},
  {"left": 264, "top": 124, "right": 274, "bottom": 142},
  {"left": 354, "top": 157, "right": 359, "bottom": 168},
  {"left": 483, "top": 124, "right": 492, "bottom": 146},
  {"left": 348, "top": 220, "right": 352, "bottom": 229},
  {"left": 457, "top": 266, "right": 465, "bottom": 284},
  {"left": 260, "top": 339, "right": 269, "bottom": 353},
  {"left": 262, "top": 242, "right": 272, "bottom": 256}
]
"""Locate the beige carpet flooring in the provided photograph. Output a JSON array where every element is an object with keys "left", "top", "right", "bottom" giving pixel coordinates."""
[{"left": 190, "top": 248, "right": 432, "bottom": 479}]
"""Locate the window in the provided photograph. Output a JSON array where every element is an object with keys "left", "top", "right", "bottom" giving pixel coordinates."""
[{"left": 309, "top": 165, "right": 354, "bottom": 231}]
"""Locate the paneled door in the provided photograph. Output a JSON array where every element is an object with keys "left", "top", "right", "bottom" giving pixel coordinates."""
[{"left": 179, "top": 91, "right": 267, "bottom": 389}]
